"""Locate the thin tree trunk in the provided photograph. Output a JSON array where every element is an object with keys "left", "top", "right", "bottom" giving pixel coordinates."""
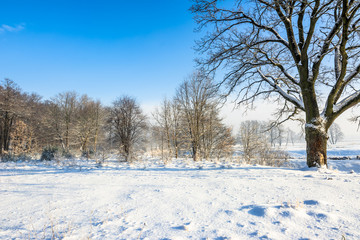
[
  {"left": 123, "top": 143, "right": 131, "bottom": 162},
  {"left": 192, "top": 144, "right": 198, "bottom": 161},
  {"left": 93, "top": 132, "right": 98, "bottom": 153},
  {"left": 161, "top": 134, "right": 164, "bottom": 160},
  {"left": 175, "top": 145, "right": 178, "bottom": 158},
  {"left": 93, "top": 106, "right": 100, "bottom": 153}
]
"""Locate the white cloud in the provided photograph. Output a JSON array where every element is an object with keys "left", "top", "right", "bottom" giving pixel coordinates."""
[{"left": 0, "top": 23, "right": 25, "bottom": 33}]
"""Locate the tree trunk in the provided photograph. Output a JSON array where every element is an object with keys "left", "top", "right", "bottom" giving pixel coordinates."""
[
  {"left": 175, "top": 146, "right": 178, "bottom": 158},
  {"left": 161, "top": 134, "right": 164, "bottom": 160},
  {"left": 123, "top": 142, "right": 132, "bottom": 162},
  {"left": 192, "top": 144, "right": 198, "bottom": 161},
  {"left": 305, "top": 125, "right": 327, "bottom": 168},
  {"left": 93, "top": 127, "right": 98, "bottom": 153},
  {"left": 123, "top": 144, "right": 129, "bottom": 162}
]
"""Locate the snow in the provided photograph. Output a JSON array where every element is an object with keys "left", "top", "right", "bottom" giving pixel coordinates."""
[
  {"left": 256, "top": 69, "right": 305, "bottom": 110},
  {"left": 333, "top": 90, "right": 360, "bottom": 114},
  {"left": 1, "top": 154, "right": 360, "bottom": 240},
  {"left": 274, "top": 84, "right": 305, "bottom": 110},
  {"left": 304, "top": 117, "right": 328, "bottom": 136}
]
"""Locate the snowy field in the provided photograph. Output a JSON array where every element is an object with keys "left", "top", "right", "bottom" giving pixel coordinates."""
[{"left": 1, "top": 148, "right": 360, "bottom": 239}]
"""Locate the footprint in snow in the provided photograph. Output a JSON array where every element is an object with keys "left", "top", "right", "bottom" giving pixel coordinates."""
[
  {"left": 224, "top": 210, "right": 233, "bottom": 216},
  {"left": 248, "top": 206, "right": 266, "bottom": 217},
  {"left": 280, "top": 210, "right": 291, "bottom": 218},
  {"left": 249, "top": 230, "right": 258, "bottom": 236},
  {"left": 303, "top": 200, "right": 319, "bottom": 206},
  {"left": 304, "top": 174, "right": 314, "bottom": 178},
  {"left": 172, "top": 222, "right": 193, "bottom": 231},
  {"left": 307, "top": 211, "right": 327, "bottom": 220},
  {"left": 239, "top": 205, "right": 266, "bottom": 217}
]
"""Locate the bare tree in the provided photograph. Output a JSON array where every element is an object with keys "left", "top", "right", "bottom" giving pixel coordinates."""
[
  {"left": 75, "top": 95, "right": 104, "bottom": 155},
  {"left": 175, "top": 71, "right": 234, "bottom": 161},
  {"left": 211, "top": 126, "right": 234, "bottom": 160},
  {"left": 192, "top": 0, "right": 360, "bottom": 167},
  {"left": 48, "top": 91, "right": 78, "bottom": 152},
  {"left": 24, "top": 93, "right": 49, "bottom": 152},
  {"left": 176, "top": 72, "right": 217, "bottom": 161},
  {"left": 153, "top": 97, "right": 186, "bottom": 160},
  {"left": 285, "top": 128, "right": 299, "bottom": 146},
  {"left": 170, "top": 99, "right": 182, "bottom": 158},
  {"left": 267, "top": 123, "right": 285, "bottom": 147},
  {"left": 107, "top": 96, "right": 147, "bottom": 161},
  {"left": 200, "top": 105, "right": 235, "bottom": 160},
  {"left": 328, "top": 123, "right": 344, "bottom": 145},
  {"left": 239, "top": 120, "right": 268, "bottom": 161},
  {"left": 238, "top": 120, "right": 289, "bottom": 165},
  {"left": 153, "top": 98, "right": 174, "bottom": 161}
]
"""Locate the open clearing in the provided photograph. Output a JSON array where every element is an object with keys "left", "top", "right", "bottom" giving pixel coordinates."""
[{"left": 1, "top": 158, "right": 360, "bottom": 239}]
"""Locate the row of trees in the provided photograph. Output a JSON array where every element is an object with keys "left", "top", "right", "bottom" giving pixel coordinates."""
[
  {"left": 0, "top": 79, "right": 147, "bottom": 161},
  {"left": 0, "top": 74, "right": 346, "bottom": 163},
  {"left": 0, "top": 72, "right": 343, "bottom": 161},
  {"left": 0, "top": 75, "right": 235, "bottom": 162}
]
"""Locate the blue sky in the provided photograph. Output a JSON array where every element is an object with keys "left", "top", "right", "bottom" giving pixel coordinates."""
[{"left": 0, "top": 0, "right": 197, "bottom": 105}]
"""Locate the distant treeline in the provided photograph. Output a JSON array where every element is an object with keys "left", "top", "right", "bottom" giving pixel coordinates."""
[
  {"left": 0, "top": 73, "right": 340, "bottom": 163},
  {"left": 0, "top": 73, "right": 235, "bottom": 162}
]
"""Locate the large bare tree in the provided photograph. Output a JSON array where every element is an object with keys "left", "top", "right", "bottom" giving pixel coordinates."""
[
  {"left": 192, "top": 0, "right": 360, "bottom": 167},
  {"left": 176, "top": 72, "right": 217, "bottom": 161}
]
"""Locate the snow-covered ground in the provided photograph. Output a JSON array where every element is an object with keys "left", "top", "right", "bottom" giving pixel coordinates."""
[{"left": 1, "top": 156, "right": 360, "bottom": 240}]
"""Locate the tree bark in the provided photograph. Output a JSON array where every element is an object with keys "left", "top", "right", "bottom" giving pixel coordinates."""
[{"left": 305, "top": 125, "right": 327, "bottom": 168}]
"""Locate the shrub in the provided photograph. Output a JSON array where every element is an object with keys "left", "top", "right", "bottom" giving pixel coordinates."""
[
  {"left": 81, "top": 148, "right": 95, "bottom": 160},
  {"left": 61, "top": 150, "right": 74, "bottom": 159},
  {"left": 1, "top": 152, "right": 16, "bottom": 162},
  {"left": 40, "top": 146, "right": 58, "bottom": 161},
  {"left": 0, "top": 152, "right": 33, "bottom": 162},
  {"left": 15, "top": 153, "right": 32, "bottom": 161},
  {"left": 258, "top": 149, "right": 290, "bottom": 167}
]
